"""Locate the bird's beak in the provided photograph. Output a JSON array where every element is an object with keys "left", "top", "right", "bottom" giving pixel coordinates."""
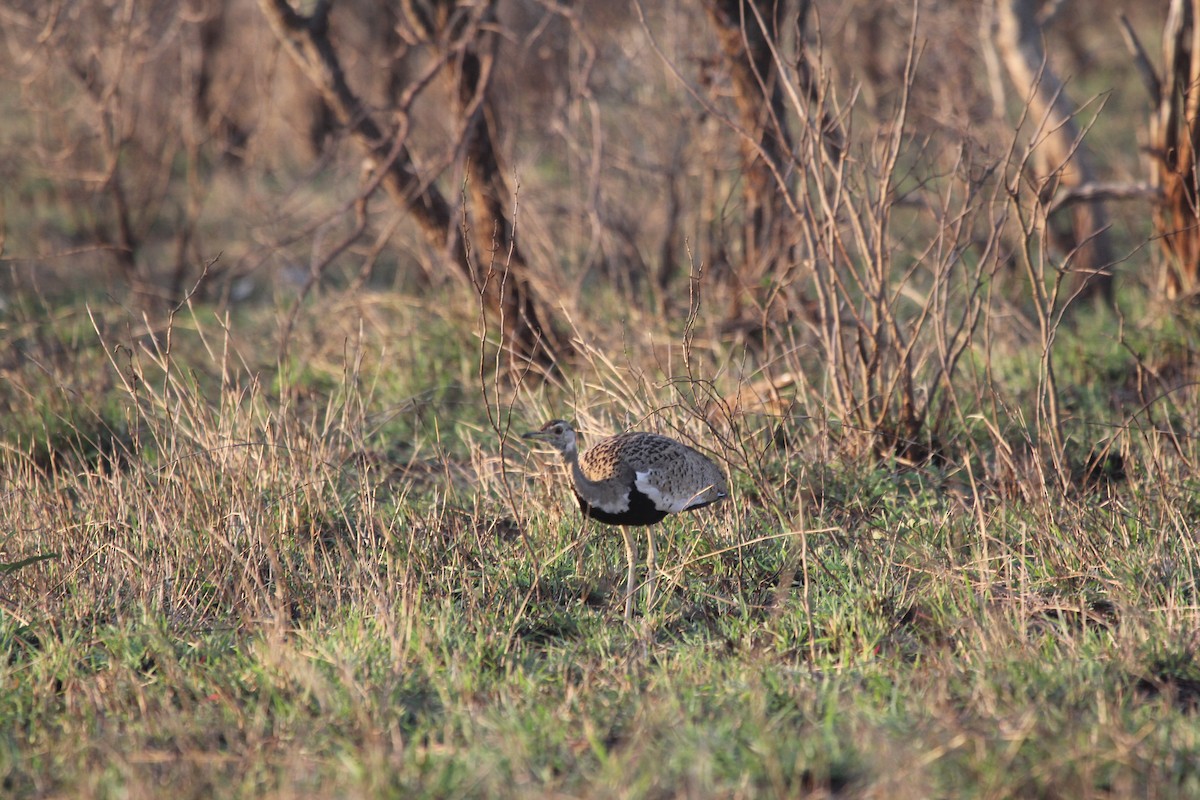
[{"left": 521, "top": 430, "right": 543, "bottom": 440}]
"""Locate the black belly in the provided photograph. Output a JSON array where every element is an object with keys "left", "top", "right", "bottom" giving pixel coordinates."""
[{"left": 574, "top": 486, "right": 669, "bottom": 526}]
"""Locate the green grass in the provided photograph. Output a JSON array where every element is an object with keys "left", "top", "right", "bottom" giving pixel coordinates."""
[{"left": 4, "top": 285, "right": 1200, "bottom": 799}]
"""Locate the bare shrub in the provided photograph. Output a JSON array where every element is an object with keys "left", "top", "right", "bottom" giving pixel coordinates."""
[{"left": 0, "top": 2, "right": 204, "bottom": 303}]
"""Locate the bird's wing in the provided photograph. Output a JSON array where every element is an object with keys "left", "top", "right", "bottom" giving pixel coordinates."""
[
  {"left": 633, "top": 469, "right": 689, "bottom": 513},
  {"left": 633, "top": 468, "right": 722, "bottom": 513}
]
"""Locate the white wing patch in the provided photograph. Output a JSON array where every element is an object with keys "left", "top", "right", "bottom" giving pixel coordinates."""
[
  {"left": 578, "top": 487, "right": 631, "bottom": 514},
  {"left": 635, "top": 470, "right": 695, "bottom": 513},
  {"left": 594, "top": 495, "right": 631, "bottom": 514}
]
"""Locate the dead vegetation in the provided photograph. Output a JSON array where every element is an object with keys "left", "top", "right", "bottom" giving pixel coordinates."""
[{"left": 5, "top": 2, "right": 1200, "bottom": 798}]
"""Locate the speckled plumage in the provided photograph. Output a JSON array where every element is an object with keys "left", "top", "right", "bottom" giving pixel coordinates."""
[
  {"left": 523, "top": 420, "right": 727, "bottom": 525},
  {"left": 522, "top": 418, "right": 728, "bottom": 620}
]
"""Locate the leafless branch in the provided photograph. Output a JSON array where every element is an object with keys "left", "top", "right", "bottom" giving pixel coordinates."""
[
  {"left": 1118, "top": 13, "right": 1162, "bottom": 104},
  {"left": 1048, "top": 181, "right": 1162, "bottom": 215}
]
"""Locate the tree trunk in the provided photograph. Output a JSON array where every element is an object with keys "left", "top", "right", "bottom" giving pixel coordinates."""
[
  {"left": 993, "top": 0, "right": 1115, "bottom": 305},
  {"left": 1150, "top": 0, "right": 1200, "bottom": 299},
  {"left": 703, "top": 0, "right": 796, "bottom": 326},
  {"left": 257, "top": 0, "right": 562, "bottom": 365},
  {"left": 446, "top": 3, "right": 566, "bottom": 362}
]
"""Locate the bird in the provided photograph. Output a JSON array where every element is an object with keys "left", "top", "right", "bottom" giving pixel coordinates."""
[{"left": 522, "top": 419, "right": 728, "bottom": 620}]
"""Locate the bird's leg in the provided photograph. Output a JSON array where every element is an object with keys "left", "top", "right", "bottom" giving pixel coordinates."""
[
  {"left": 620, "top": 526, "right": 637, "bottom": 620},
  {"left": 645, "top": 529, "right": 657, "bottom": 612},
  {"left": 574, "top": 523, "right": 590, "bottom": 603},
  {"left": 574, "top": 537, "right": 586, "bottom": 576},
  {"left": 573, "top": 522, "right": 588, "bottom": 576}
]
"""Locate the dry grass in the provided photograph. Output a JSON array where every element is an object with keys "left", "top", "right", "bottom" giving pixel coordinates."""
[
  {"left": 5, "top": 254, "right": 1200, "bottom": 797},
  {"left": 5, "top": 2, "right": 1200, "bottom": 798}
]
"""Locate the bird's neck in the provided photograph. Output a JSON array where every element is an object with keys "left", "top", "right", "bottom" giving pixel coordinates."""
[{"left": 561, "top": 448, "right": 602, "bottom": 495}]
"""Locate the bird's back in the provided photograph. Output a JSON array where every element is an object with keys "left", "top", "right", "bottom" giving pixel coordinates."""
[{"left": 580, "top": 432, "right": 727, "bottom": 515}]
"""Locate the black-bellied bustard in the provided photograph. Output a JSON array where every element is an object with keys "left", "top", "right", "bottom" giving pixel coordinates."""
[{"left": 523, "top": 419, "right": 728, "bottom": 619}]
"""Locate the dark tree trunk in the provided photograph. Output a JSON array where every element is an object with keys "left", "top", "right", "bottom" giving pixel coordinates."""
[
  {"left": 447, "top": 3, "right": 565, "bottom": 363},
  {"left": 258, "top": 0, "right": 563, "bottom": 366},
  {"left": 703, "top": 0, "right": 796, "bottom": 325},
  {"left": 1150, "top": 0, "right": 1200, "bottom": 299}
]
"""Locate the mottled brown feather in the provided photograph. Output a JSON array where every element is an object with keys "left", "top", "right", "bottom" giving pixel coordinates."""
[{"left": 523, "top": 420, "right": 727, "bottom": 524}]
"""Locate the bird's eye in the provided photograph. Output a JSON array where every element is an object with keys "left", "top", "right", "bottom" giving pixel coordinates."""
[{"left": 553, "top": 425, "right": 563, "bottom": 434}]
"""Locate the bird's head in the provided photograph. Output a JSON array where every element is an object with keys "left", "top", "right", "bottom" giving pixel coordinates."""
[{"left": 521, "top": 419, "right": 578, "bottom": 457}]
